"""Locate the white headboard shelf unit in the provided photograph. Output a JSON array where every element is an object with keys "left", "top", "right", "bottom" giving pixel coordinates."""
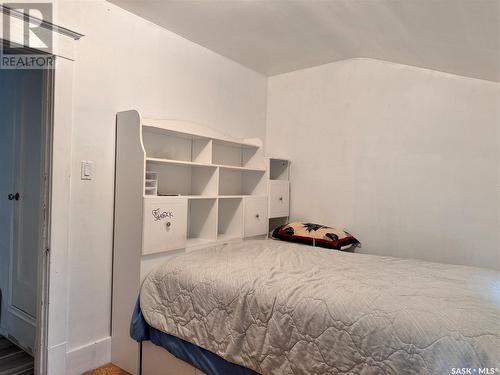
[{"left": 112, "top": 110, "right": 269, "bottom": 374}]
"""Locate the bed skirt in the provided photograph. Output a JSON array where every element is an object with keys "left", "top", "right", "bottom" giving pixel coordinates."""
[{"left": 130, "top": 300, "right": 259, "bottom": 375}]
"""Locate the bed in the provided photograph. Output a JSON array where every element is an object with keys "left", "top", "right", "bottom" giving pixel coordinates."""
[{"left": 134, "top": 239, "right": 500, "bottom": 375}]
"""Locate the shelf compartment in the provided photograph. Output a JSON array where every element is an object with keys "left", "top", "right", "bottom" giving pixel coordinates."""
[
  {"left": 146, "top": 160, "right": 217, "bottom": 196},
  {"left": 218, "top": 168, "right": 266, "bottom": 196},
  {"left": 217, "top": 197, "right": 243, "bottom": 240},
  {"left": 144, "top": 171, "right": 158, "bottom": 196},
  {"left": 269, "top": 217, "right": 289, "bottom": 232},
  {"left": 269, "top": 159, "right": 290, "bottom": 180},
  {"left": 187, "top": 198, "right": 217, "bottom": 244},
  {"left": 212, "top": 141, "right": 262, "bottom": 169},
  {"left": 142, "top": 126, "right": 212, "bottom": 163}
]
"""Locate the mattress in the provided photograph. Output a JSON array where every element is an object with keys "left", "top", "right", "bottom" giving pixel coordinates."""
[{"left": 140, "top": 239, "right": 500, "bottom": 375}]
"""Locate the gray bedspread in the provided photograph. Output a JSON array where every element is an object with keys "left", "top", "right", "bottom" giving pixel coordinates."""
[{"left": 140, "top": 239, "right": 500, "bottom": 374}]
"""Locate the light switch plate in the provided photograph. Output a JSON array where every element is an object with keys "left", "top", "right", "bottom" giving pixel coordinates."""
[{"left": 81, "top": 161, "right": 93, "bottom": 180}]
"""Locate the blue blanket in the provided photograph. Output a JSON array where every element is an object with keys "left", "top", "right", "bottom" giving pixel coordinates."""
[{"left": 130, "top": 301, "right": 258, "bottom": 375}]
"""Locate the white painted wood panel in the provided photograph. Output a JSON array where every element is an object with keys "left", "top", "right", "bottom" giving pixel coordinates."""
[
  {"left": 112, "top": 110, "right": 144, "bottom": 374},
  {"left": 142, "top": 341, "right": 196, "bottom": 375},
  {"left": 142, "top": 197, "right": 188, "bottom": 255},
  {"left": 269, "top": 181, "right": 290, "bottom": 218},
  {"left": 244, "top": 197, "right": 269, "bottom": 237}
]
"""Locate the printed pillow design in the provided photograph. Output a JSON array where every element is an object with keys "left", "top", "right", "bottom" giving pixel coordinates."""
[{"left": 272, "top": 222, "right": 360, "bottom": 251}]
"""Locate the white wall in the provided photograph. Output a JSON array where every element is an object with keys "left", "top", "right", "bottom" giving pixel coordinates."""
[
  {"left": 52, "top": 4, "right": 498, "bottom": 372},
  {"left": 60, "top": 2, "right": 267, "bottom": 373},
  {"left": 267, "top": 58, "right": 499, "bottom": 270}
]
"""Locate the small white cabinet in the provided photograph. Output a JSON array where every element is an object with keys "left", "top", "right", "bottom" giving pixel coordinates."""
[
  {"left": 244, "top": 197, "right": 268, "bottom": 237},
  {"left": 269, "top": 180, "right": 290, "bottom": 218},
  {"left": 142, "top": 197, "right": 188, "bottom": 255},
  {"left": 266, "top": 157, "right": 291, "bottom": 232}
]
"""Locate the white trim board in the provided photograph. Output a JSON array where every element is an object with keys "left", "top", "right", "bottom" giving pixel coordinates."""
[
  {"left": 46, "top": 51, "right": 75, "bottom": 375},
  {"left": 47, "top": 341, "right": 66, "bottom": 375},
  {"left": 66, "top": 336, "right": 111, "bottom": 375}
]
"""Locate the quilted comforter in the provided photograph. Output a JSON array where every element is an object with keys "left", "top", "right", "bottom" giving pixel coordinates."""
[{"left": 140, "top": 240, "right": 500, "bottom": 375}]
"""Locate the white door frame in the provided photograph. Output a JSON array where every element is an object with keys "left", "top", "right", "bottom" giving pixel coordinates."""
[
  {"left": 46, "top": 54, "right": 74, "bottom": 375},
  {"left": 1, "top": 6, "right": 82, "bottom": 374},
  {"left": 36, "top": 65, "right": 54, "bottom": 375}
]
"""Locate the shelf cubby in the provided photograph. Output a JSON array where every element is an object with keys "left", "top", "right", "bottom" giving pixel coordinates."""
[
  {"left": 269, "top": 217, "right": 289, "bottom": 232},
  {"left": 142, "top": 126, "right": 212, "bottom": 163},
  {"left": 146, "top": 159, "right": 217, "bottom": 196},
  {"left": 217, "top": 197, "right": 243, "bottom": 240},
  {"left": 269, "top": 159, "right": 290, "bottom": 180},
  {"left": 187, "top": 198, "right": 217, "bottom": 246},
  {"left": 218, "top": 167, "right": 266, "bottom": 196},
  {"left": 212, "top": 140, "right": 262, "bottom": 169}
]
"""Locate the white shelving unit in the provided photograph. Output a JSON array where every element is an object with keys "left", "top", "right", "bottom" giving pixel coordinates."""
[
  {"left": 267, "top": 157, "right": 291, "bottom": 232},
  {"left": 140, "top": 138, "right": 267, "bottom": 247},
  {"left": 119, "top": 111, "right": 270, "bottom": 251},
  {"left": 112, "top": 110, "right": 269, "bottom": 374}
]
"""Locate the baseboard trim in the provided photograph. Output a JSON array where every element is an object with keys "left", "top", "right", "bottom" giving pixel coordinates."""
[
  {"left": 48, "top": 342, "right": 67, "bottom": 375},
  {"left": 66, "top": 336, "right": 111, "bottom": 375}
]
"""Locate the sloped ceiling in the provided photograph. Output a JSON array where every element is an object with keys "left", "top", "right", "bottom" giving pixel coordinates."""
[{"left": 108, "top": 0, "right": 500, "bottom": 81}]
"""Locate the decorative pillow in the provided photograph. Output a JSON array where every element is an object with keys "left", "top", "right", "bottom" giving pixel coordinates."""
[{"left": 271, "top": 222, "right": 360, "bottom": 251}]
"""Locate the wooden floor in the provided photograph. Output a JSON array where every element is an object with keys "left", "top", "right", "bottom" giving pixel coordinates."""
[
  {"left": 84, "top": 363, "right": 130, "bottom": 375},
  {"left": 0, "top": 336, "right": 34, "bottom": 375}
]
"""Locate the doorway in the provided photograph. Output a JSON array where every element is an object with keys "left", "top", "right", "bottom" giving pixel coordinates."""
[{"left": 0, "top": 58, "right": 53, "bottom": 374}]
